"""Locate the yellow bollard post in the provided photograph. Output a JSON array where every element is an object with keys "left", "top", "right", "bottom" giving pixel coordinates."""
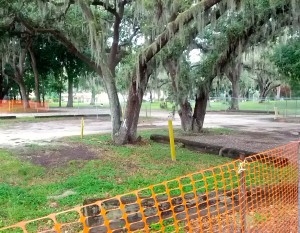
[
  {"left": 168, "top": 119, "right": 176, "bottom": 161},
  {"left": 81, "top": 117, "right": 84, "bottom": 139}
]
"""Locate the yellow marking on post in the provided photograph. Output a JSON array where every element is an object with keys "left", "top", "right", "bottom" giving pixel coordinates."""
[
  {"left": 81, "top": 117, "right": 84, "bottom": 139},
  {"left": 168, "top": 119, "right": 176, "bottom": 161}
]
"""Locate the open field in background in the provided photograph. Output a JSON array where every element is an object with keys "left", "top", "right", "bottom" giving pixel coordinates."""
[
  {"left": 48, "top": 102, "right": 110, "bottom": 108},
  {"left": 47, "top": 99, "right": 300, "bottom": 116},
  {"left": 208, "top": 99, "right": 300, "bottom": 114},
  {"left": 0, "top": 129, "right": 232, "bottom": 228},
  {"left": 47, "top": 101, "right": 173, "bottom": 111}
]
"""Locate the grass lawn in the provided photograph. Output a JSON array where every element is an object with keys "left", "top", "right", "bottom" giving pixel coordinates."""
[
  {"left": 208, "top": 99, "right": 300, "bottom": 115},
  {"left": 0, "top": 129, "right": 232, "bottom": 228},
  {"left": 48, "top": 101, "right": 110, "bottom": 108},
  {"left": 0, "top": 117, "right": 71, "bottom": 128},
  {"left": 48, "top": 101, "right": 173, "bottom": 111}
]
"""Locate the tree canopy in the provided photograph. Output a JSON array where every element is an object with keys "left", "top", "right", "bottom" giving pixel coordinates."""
[{"left": 0, "top": 0, "right": 299, "bottom": 143}]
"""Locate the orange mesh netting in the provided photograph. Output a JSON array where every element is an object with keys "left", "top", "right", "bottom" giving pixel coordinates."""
[
  {"left": 0, "top": 100, "right": 49, "bottom": 113},
  {"left": 0, "top": 142, "right": 299, "bottom": 233}
]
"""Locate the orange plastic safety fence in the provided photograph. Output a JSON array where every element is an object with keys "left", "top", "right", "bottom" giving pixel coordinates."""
[
  {"left": 0, "top": 100, "right": 49, "bottom": 113},
  {"left": 0, "top": 142, "right": 299, "bottom": 233}
]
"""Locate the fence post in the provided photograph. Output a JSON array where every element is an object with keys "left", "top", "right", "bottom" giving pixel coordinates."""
[
  {"left": 168, "top": 118, "right": 176, "bottom": 161},
  {"left": 81, "top": 117, "right": 84, "bottom": 139},
  {"left": 239, "top": 153, "right": 247, "bottom": 233}
]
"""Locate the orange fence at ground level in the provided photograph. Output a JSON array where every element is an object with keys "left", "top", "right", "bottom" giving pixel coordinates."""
[
  {"left": 0, "top": 142, "right": 299, "bottom": 233},
  {"left": 0, "top": 100, "right": 49, "bottom": 113}
]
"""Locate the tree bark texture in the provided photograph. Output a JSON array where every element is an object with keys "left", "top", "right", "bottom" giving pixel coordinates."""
[
  {"left": 192, "top": 91, "right": 209, "bottom": 132},
  {"left": 17, "top": 79, "right": 30, "bottom": 109},
  {"left": 41, "top": 77, "right": 45, "bottom": 106},
  {"left": 28, "top": 46, "right": 41, "bottom": 103},
  {"left": 59, "top": 90, "right": 62, "bottom": 108},
  {"left": 172, "top": 82, "right": 210, "bottom": 133},
  {"left": 114, "top": 65, "right": 153, "bottom": 145},
  {"left": 257, "top": 77, "right": 280, "bottom": 103},
  {"left": 0, "top": 73, "right": 10, "bottom": 101},
  {"left": 67, "top": 75, "right": 73, "bottom": 107},
  {"left": 0, "top": 73, "right": 3, "bottom": 101},
  {"left": 226, "top": 63, "right": 241, "bottom": 110},
  {"left": 231, "top": 78, "right": 240, "bottom": 110},
  {"left": 178, "top": 100, "right": 193, "bottom": 132},
  {"left": 103, "top": 72, "right": 122, "bottom": 140},
  {"left": 90, "top": 87, "right": 96, "bottom": 105}
]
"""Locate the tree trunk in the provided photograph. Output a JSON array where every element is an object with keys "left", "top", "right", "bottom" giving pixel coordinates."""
[
  {"left": 104, "top": 77, "right": 122, "bottom": 140},
  {"left": 0, "top": 73, "right": 3, "bottom": 101},
  {"left": 276, "top": 86, "right": 281, "bottom": 99},
  {"left": 114, "top": 66, "right": 152, "bottom": 145},
  {"left": 231, "top": 78, "right": 239, "bottom": 110},
  {"left": 29, "top": 47, "right": 41, "bottom": 103},
  {"left": 258, "top": 80, "right": 278, "bottom": 103},
  {"left": 41, "top": 77, "right": 45, "bottom": 107},
  {"left": 157, "top": 87, "right": 161, "bottom": 101},
  {"left": 192, "top": 91, "right": 209, "bottom": 132},
  {"left": 177, "top": 90, "right": 209, "bottom": 133},
  {"left": 258, "top": 78, "right": 267, "bottom": 103},
  {"left": 149, "top": 90, "right": 153, "bottom": 103},
  {"left": 18, "top": 79, "right": 30, "bottom": 109},
  {"left": 259, "top": 89, "right": 268, "bottom": 103},
  {"left": 0, "top": 74, "right": 9, "bottom": 101},
  {"left": 67, "top": 76, "right": 73, "bottom": 107},
  {"left": 59, "top": 90, "right": 62, "bottom": 108},
  {"left": 178, "top": 100, "right": 193, "bottom": 132},
  {"left": 90, "top": 87, "right": 96, "bottom": 105},
  {"left": 227, "top": 63, "right": 241, "bottom": 110},
  {"left": 116, "top": 81, "right": 143, "bottom": 144}
]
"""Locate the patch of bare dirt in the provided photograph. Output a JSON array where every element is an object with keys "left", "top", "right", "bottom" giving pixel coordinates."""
[
  {"left": 188, "top": 204, "right": 297, "bottom": 233},
  {"left": 20, "top": 143, "right": 99, "bottom": 167},
  {"left": 178, "top": 130, "right": 299, "bottom": 153},
  {"left": 247, "top": 204, "right": 297, "bottom": 233}
]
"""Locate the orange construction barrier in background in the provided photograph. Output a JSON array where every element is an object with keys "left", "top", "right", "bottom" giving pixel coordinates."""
[
  {"left": 0, "top": 142, "right": 299, "bottom": 233},
  {"left": 0, "top": 100, "right": 49, "bottom": 113}
]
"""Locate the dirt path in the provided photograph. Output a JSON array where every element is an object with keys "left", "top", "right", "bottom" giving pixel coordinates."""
[
  {"left": 0, "top": 112, "right": 299, "bottom": 148},
  {"left": 0, "top": 118, "right": 111, "bottom": 147}
]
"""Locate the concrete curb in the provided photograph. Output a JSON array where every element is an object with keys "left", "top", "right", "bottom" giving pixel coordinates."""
[
  {"left": 0, "top": 116, "right": 17, "bottom": 119},
  {"left": 207, "top": 110, "right": 275, "bottom": 114},
  {"left": 34, "top": 114, "right": 111, "bottom": 119}
]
